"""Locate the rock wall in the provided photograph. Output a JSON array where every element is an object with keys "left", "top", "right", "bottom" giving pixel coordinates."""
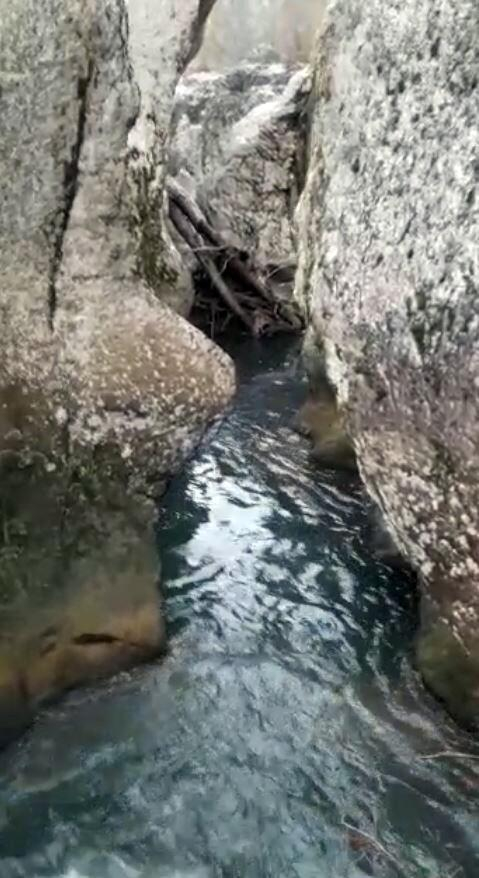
[
  {"left": 296, "top": 0, "right": 479, "bottom": 725},
  {"left": 127, "top": 0, "right": 216, "bottom": 313},
  {"left": 170, "top": 63, "right": 311, "bottom": 281},
  {"left": 0, "top": 0, "right": 235, "bottom": 743},
  {"left": 0, "top": 0, "right": 235, "bottom": 512}
]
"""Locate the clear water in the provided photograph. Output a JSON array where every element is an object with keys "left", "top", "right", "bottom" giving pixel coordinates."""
[{"left": 0, "top": 339, "right": 478, "bottom": 878}]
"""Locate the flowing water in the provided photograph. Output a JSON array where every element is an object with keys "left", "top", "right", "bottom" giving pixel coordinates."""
[{"left": 0, "top": 339, "right": 478, "bottom": 878}]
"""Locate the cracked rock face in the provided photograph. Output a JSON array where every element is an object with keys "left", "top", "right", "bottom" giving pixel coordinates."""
[
  {"left": 296, "top": 0, "right": 479, "bottom": 725},
  {"left": 0, "top": 0, "right": 235, "bottom": 497},
  {"left": 170, "top": 62, "right": 311, "bottom": 290},
  {"left": 0, "top": 0, "right": 235, "bottom": 742}
]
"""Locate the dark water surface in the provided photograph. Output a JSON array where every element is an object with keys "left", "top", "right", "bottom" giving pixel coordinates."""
[{"left": 0, "top": 339, "right": 478, "bottom": 878}]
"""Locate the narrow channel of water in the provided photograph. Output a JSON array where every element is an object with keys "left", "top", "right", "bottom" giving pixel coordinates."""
[{"left": 0, "top": 339, "right": 477, "bottom": 878}]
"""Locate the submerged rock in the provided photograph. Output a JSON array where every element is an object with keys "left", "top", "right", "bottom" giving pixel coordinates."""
[
  {"left": 170, "top": 62, "right": 311, "bottom": 299},
  {"left": 295, "top": 395, "right": 356, "bottom": 472},
  {"left": 296, "top": 0, "right": 479, "bottom": 724},
  {"left": 0, "top": 0, "right": 235, "bottom": 742}
]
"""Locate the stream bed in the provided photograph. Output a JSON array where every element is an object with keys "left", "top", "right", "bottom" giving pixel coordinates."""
[{"left": 0, "top": 339, "right": 478, "bottom": 878}]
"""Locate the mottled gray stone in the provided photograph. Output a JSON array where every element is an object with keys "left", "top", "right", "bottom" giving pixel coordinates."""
[
  {"left": 171, "top": 64, "right": 299, "bottom": 181},
  {"left": 170, "top": 63, "right": 311, "bottom": 285},
  {"left": 0, "top": 0, "right": 234, "bottom": 490},
  {"left": 0, "top": 0, "right": 235, "bottom": 742},
  {"left": 296, "top": 0, "right": 479, "bottom": 724}
]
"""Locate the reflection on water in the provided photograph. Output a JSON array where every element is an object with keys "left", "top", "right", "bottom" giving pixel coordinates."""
[{"left": 0, "top": 338, "right": 478, "bottom": 877}]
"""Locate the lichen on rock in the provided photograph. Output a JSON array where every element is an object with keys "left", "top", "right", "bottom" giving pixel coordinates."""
[
  {"left": 0, "top": 0, "right": 236, "bottom": 744},
  {"left": 296, "top": 0, "right": 479, "bottom": 725},
  {"left": 0, "top": 0, "right": 235, "bottom": 495}
]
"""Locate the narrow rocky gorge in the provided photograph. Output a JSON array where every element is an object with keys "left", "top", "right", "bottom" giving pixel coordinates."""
[{"left": 1, "top": 0, "right": 478, "bottom": 750}]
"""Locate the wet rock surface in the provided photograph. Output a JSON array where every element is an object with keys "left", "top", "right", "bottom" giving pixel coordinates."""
[
  {"left": 0, "top": 458, "right": 165, "bottom": 747},
  {"left": 296, "top": 0, "right": 479, "bottom": 724},
  {"left": 1, "top": 341, "right": 477, "bottom": 878}
]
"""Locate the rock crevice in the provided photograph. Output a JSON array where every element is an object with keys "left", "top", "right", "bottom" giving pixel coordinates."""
[{"left": 48, "top": 59, "right": 94, "bottom": 329}]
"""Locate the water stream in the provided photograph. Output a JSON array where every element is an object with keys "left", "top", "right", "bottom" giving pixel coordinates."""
[{"left": 0, "top": 339, "right": 477, "bottom": 877}]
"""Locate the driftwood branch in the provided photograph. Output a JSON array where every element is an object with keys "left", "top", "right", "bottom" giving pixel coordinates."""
[
  {"left": 168, "top": 178, "right": 283, "bottom": 309},
  {"left": 169, "top": 202, "right": 257, "bottom": 335},
  {"left": 167, "top": 176, "right": 301, "bottom": 337},
  {"left": 168, "top": 178, "right": 220, "bottom": 248},
  {"left": 342, "top": 822, "right": 402, "bottom": 872}
]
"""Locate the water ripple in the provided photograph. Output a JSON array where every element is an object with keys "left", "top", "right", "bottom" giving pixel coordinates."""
[{"left": 0, "top": 340, "right": 478, "bottom": 878}]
